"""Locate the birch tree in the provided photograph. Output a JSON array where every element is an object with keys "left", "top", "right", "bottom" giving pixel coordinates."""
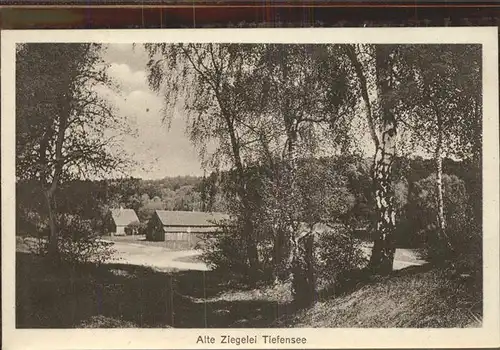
[
  {"left": 398, "top": 44, "right": 482, "bottom": 255},
  {"left": 256, "top": 44, "right": 355, "bottom": 305},
  {"left": 345, "top": 44, "right": 399, "bottom": 274},
  {"left": 144, "top": 43, "right": 265, "bottom": 280}
]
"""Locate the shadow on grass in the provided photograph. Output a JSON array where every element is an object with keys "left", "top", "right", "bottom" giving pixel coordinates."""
[
  {"left": 16, "top": 252, "right": 295, "bottom": 328},
  {"left": 316, "top": 263, "right": 435, "bottom": 301}
]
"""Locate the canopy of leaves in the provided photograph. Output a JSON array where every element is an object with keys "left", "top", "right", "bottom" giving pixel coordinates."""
[
  {"left": 394, "top": 44, "right": 482, "bottom": 160},
  {"left": 16, "top": 43, "right": 131, "bottom": 184},
  {"left": 144, "top": 43, "right": 357, "bottom": 170}
]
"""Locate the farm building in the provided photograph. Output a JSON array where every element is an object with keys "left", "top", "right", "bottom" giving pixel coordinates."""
[
  {"left": 146, "top": 210, "right": 230, "bottom": 243},
  {"left": 106, "top": 208, "right": 140, "bottom": 236}
]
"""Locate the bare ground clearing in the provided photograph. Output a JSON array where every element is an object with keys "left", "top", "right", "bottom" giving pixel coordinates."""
[{"left": 107, "top": 238, "right": 425, "bottom": 272}]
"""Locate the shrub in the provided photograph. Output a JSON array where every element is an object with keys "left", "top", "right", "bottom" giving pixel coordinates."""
[
  {"left": 27, "top": 214, "right": 116, "bottom": 266},
  {"left": 199, "top": 222, "right": 249, "bottom": 277},
  {"left": 124, "top": 220, "right": 141, "bottom": 235},
  {"left": 136, "top": 221, "right": 149, "bottom": 236},
  {"left": 314, "top": 224, "right": 368, "bottom": 291},
  {"left": 16, "top": 206, "right": 50, "bottom": 238}
]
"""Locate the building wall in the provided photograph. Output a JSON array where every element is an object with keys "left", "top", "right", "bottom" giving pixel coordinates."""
[
  {"left": 164, "top": 230, "right": 205, "bottom": 249},
  {"left": 146, "top": 214, "right": 165, "bottom": 241},
  {"left": 165, "top": 231, "right": 189, "bottom": 241},
  {"left": 115, "top": 226, "right": 126, "bottom": 236}
]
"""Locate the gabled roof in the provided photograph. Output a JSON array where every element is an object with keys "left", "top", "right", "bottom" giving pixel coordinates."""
[
  {"left": 110, "top": 208, "right": 139, "bottom": 226},
  {"left": 155, "top": 210, "right": 229, "bottom": 227}
]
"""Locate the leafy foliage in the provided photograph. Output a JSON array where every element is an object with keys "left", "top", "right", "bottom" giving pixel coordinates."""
[
  {"left": 315, "top": 225, "right": 368, "bottom": 290},
  {"left": 25, "top": 214, "right": 116, "bottom": 266},
  {"left": 409, "top": 173, "right": 481, "bottom": 272},
  {"left": 16, "top": 43, "right": 133, "bottom": 256},
  {"left": 124, "top": 220, "right": 141, "bottom": 235},
  {"left": 199, "top": 225, "right": 250, "bottom": 278},
  {"left": 297, "top": 158, "right": 356, "bottom": 227},
  {"left": 16, "top": 43, "right": 131, "bottom": 183},
  {"left": 397, "top": 45, "right": 481, "bottom": 161},
  {"left": 199, "top": 157, "right": 360, "bottom": 286}
]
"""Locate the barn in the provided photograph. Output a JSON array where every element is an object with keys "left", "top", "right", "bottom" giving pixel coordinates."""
[
  {"left": 107, "top": 208, "right": 140, "bottom": 236},
  {"left": 146, "top": 210, "right": 230, "bottom": 244}
]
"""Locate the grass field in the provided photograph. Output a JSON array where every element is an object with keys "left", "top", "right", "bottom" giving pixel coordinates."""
[
  {"left": 16, "top": 251, "right": 293, "bottom": 328},
  {"left": 277, "top": 265, "right": 482, "bottom": 328},
  {"left": 16, "top": 244, "right": 482, "bottom": 328}
]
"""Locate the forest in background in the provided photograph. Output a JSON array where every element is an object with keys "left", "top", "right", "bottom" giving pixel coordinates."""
[{"left": 17, "top": 154, "right": 479, "bottom": 249}]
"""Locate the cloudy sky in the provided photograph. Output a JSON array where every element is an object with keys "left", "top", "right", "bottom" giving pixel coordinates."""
[
  {"left": 98, "top": 44, "right": 384, "bottom": 180},
  {"left": 100, "top": 44, "right": 203, "bottom": 179}
]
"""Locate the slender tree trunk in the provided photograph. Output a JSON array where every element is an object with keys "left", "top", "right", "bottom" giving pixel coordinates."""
[
  {"left": 290, "top": 231, "right": 315, "bottom": 308},
  {"left": 235, "top": 167, "right": 260, "bottom": 280},
  {"left": 368, "top": 47, "right": 398, "bottom": 274},
  {"left": 433, "top": 108, "right": 459, "bottom": 266},
  {"left": 201, "top": 172, "right": 207, "bottom": 212},
  {"left": 435, "top": 113, "right": 446, "bottom": 239},
  {"left": 45, "top": 100, "right": 69, "bottom": 257},
  {"left": 286, "top": 133, "right": 299, "bottom": 266},
  {"left": 38, "top": 125, "right": 60, "bottom": 258},
  {"left": 304, "top": 233, "right": 315, "bottom": 304},
  {"left": 286, "top": 132, "right": 315, "bottom": 307},
  {"left": 347, "top": 45, "right": 397, "bottom": 274},
  {"left": 291, "top": 235, "right": 315, "bottom": 308},
  {"left": 277, "top": 51, "right": 312, "bottom": 297},
  {"left": 242, "top": 196, "right": 260, "bottom": 273},
  {"left": 45, "top": 191, "right": 58, "bottom": 257},
  {"left": 223, "top": 110, "right": 260, "bottom": 280},
  {"left": 369, "top": 129, "right": 397, "bottom": 274},
  {"left": 205, "top": 60, "right": 261, "bottom": 279},
  {"left": 273, "top": 228, "right": 287, "bottom": 279}
]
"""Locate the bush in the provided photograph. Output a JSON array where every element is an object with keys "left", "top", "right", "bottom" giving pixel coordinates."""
[
  {"left": 410, "top": 173, "right": 481, "bottom": 272},
  {"left": 200, "top": 223, "right": 249, "bottom": 277},
  {"left": 26, "top": 214, "right": 116, "bottom": 266},
  {"left": 124, "top": 220, "right": 141, "bottom": 235},
  {"left": 314, "top": 224, "right": 368, "bottom": 291},
  {"left": 136, "top": 221, "right": 149, "bottom": 236}
]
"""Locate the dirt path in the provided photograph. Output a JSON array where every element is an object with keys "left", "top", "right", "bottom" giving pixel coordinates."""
[
  {"left": 19, "top": 237, "right": 424, "bottom": 272},
  {"left": 107, "top": 241, "right": 208, "bottom": 272},
  {"left": 108, "top": 240, "right": 425, "bottom": 273}
]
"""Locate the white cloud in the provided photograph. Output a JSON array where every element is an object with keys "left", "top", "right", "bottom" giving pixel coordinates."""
[
  {"left": 93, "top": 78, "right": 204, "bottom": 178},
  {"left": 103, "top": 44, "right": 151, "bottom": 72},
  {"left": 107, "top": 63, "right": 149, "bottom": 93},
  {"left": 96, "top": 46, "right": 204, "bottom": 178},
  {"left": 125, "top": 90, "right": 163, "bottom": 120}
]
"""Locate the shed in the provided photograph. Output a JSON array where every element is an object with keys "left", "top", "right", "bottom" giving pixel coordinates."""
[
  {"left": 107, "top": 208, "right": 140, "bottom": 236},
  {"left": 146, "top": 210, "right": 230, "bottom": 243}
]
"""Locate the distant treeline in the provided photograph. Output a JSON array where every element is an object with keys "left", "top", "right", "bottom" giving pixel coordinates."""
[{"left": 16, "top": 154, "right": 480, "bottom": 248}]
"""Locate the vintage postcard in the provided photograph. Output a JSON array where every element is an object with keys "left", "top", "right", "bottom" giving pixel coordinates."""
[{"left": 2, "top": 27, "right": 499, "bottom": 349}]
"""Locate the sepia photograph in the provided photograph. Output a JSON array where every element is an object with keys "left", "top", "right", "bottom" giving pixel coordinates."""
[{"left": 2, "top": 28, "right": 499, "bottom": 349}]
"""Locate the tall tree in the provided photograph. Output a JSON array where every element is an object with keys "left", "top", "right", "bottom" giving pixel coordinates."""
[
  {"left": 255, "top": 44, "right": 355, "bottom": 305},
  {"left": 144, "top": 43, "right": 264, "bottom": 280},
  {"left": 16, "top": 43, "right": 130, "bottom": 257},
  {"left": 345, "top": 44, "right": 399, "bottom": 274},
  {"left": 398, "top": 44, "right": 482, "bottom": 253}
]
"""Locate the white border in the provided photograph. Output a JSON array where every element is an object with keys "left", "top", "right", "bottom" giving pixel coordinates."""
[{"left": 2, "top": 27, "right": 499, "bottom": 349}]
